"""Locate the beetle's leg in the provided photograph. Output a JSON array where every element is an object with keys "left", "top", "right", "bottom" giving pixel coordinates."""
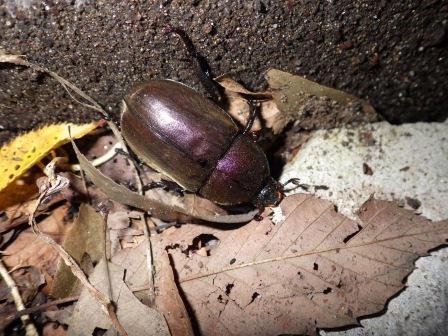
[
  {"left": 164, "top": 26, "right": 224, "bottom": 104},
  {"left": 143, "top": 181, "right": 166, "bottom": 190},
  {"left": 242, "top": 100, "right": 259, "bottom": 135},
  {"left": 282, "top": 178, "right": 310, "bottom": 192},
  {"left": 144, "top": 180, "right": 184, "bottom": 197}
]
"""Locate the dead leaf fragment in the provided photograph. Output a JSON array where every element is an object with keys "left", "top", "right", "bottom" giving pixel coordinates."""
[
  {"left": 156, "top": 194, "right": 447, "bottom": 335},
  {"left": 216, "top": 75, "right": 285, "bottom": 134},
  {"left": 155, "top": 251, "right": 194, "bottom": 336},
  {"left": 68, "top": 259, "right": 169, "bottom": 336},
  {"left": 216, "top": 74, "right": 267, "bottom": 132},
  {"left": 2, "top": 205, "right": 70, "bottom": 277},
  {"left": 266, "top": 69, "right": 379, "bottom": 131},
  {"left": 111, "top": 243, "right": 194, "bottom": 336},
  {"left": 51, "top": 204, "right": 105, "bottom": 298}
]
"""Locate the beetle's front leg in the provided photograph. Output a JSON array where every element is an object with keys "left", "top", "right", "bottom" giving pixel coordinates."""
[
  {"left": 240, "top": 99, "right": 264, "bottom": 143},
  {"left": 164, "top": 26, "right": 225, "bottom": 105},
  {"left": 242, "top": 100, "right": 259, "bottom": 135}
]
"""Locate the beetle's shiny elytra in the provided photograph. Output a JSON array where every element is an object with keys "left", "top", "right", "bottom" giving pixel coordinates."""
[{"left": 121, "top": 79, "right": 282, "bottom": 207}]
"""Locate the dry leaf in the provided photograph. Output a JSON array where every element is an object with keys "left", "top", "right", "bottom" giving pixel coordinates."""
[
  {"left": 0, "top": 184, "right": 66, "bottom": 235},
  {"left": 111, "top": 243, "right": 194, "bottom": 336},
  {"left": 216, "top": 75, "right": 267, "bottom": 132},
  {"left": 266, "top": 69, "right": 379, "bottom": 131},
  {"left": 216, "top": 75, "right": 283, "bottom": 134},
  {"left": 68, "top": 258, "right": 169, "bottom": 336},
  {"left": 216, "top": 74, "right": 269, "bottom": 98},
  {"left": 72, "top": 139, "right": 258, "bottom": 223},
  {"left": 0, "top": 122, "right": 99, "bottom": 194},
  {"left": 51, "top": 204, "right": 105, "bottom": 298},
  {"left": 154, "top": 194, "right": 447, "bottom": 335},
  {"left": 107, "top": 210, "right": 143, "bottom": 254},
  {"left": 154, "top": 250, "right": 194, "bottom": 336},
  {"left": 2, "top": 205, "right": 71, "bottom": 291}
]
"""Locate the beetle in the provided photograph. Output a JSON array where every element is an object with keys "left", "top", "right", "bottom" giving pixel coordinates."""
[
  {"left": 120, "top": 28, "right": 291, "bottom": 211},
  {"left": 121, "top": 79, "right": 283, "bottom": 209}
]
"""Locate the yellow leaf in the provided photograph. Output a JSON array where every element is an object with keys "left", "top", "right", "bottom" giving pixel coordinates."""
[{"left": 0, "top": 122, "right": 100, "bottom": 193}]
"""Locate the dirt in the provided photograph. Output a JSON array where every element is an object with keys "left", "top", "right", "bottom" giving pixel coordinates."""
[{"left": 0, "top": 0, "right": 447, "bottom": 144}]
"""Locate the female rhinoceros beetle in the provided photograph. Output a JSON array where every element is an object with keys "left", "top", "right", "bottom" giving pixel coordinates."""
[{"left": 120, "top": 28, "right": 289, "bottom": 211}]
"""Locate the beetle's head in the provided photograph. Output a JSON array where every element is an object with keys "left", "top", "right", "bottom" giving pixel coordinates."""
[{"left": 251, "top": 177, "right": 283, "bottom": 209}]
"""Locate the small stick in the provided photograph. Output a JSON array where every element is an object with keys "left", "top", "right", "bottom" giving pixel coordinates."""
[
  {"left": 0, "top": 258, "right": 38, "bottom": 336},
  {"left": 142, "top": 216, "right": 155, "bottom": 305},
  {"left": 9, "top": 296, "right": 79, "bottom": 321},
  {"left": 28, "top": 170, "right": 128, "bottom": 336},
  {"left": 67, "top": 142, "right": 122, "bottom": 172}
]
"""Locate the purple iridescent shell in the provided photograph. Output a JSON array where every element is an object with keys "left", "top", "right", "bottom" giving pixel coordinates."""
[{"left": 121, "top": 79, "right": 270, "bottom": 205}]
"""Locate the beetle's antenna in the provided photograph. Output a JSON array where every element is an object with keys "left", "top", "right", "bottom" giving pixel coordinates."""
[{"left": 164, "top": 26, "right": 225, "bottom": 105}]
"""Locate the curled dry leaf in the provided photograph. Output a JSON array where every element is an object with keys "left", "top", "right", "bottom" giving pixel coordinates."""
[
  {"left": 216, "top": 74, "right": 267, "bottom": 132},
  {"left": 216, "top": 74, "right": 284, "bottom": 134},
  {"left": 51, "top": 204, "right": 105, "bottom": 298},
  {"left": 266, "top": 69, "right": 380, "bottom": 131},
  {"left": 155, "top": 194, "right": 448, "bottom": 335},
  {"left": 72, "top": 138, "right": 258, "bottom": 223}
]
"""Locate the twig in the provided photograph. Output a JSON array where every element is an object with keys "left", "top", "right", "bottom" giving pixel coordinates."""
[
  {"left": 68, "top": 142, "right": 122, "bottom": 172},
  {"left": 5, "top": 280, "right": 165, "bottom": 323},
  {"left": 0, "top": 258, "right": 39, "bottom": 336},
  {"left": 142, "top": 216, "right": 155, "bottom": 305},
  {"left": 28, "top": 170, "right": 128, "bottom": 336},
  {"left": 9, "top": 296, "right": 79, "bottom": 320}
]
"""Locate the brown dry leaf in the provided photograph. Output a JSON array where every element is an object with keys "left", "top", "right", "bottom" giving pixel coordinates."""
[
  {"left": 154, "top": 194, "right": 448, "bottom": 335},
  {"left": 51, "top": 204, "right": 105, "bottom": 298},
  {"left": 266, "top": 69, "right": 379, "bottom": 131},
  {"left": 68, "top": 258, "right": 169, "bottom": 336},
  {"left": 155, "top": 250, "right": 194, "bottom": 336},
  {"left": 216, "top": 74, "right": 269, "bottom": 98},
  {"left": 0, "top": 189, "right": 65, "bottom": 235},
  {"left": 258, "top": 99, "right": 285, "bottom": 134},
  {"left": 3, "top": 205, "right": 71, "bottom": 283},
  {"left": 215, "top": 74, "right": 297, "bottom": 135},
  {"left": 112, "top": 243, "right": 194, "bottom": 336},
  {"left": 216, "top": 75, "right": 265, "bottom": 131}
]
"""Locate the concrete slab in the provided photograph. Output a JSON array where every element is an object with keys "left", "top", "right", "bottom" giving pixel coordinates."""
[{"left": 280, "top": 121, "right": 448, "bottom": 335}]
